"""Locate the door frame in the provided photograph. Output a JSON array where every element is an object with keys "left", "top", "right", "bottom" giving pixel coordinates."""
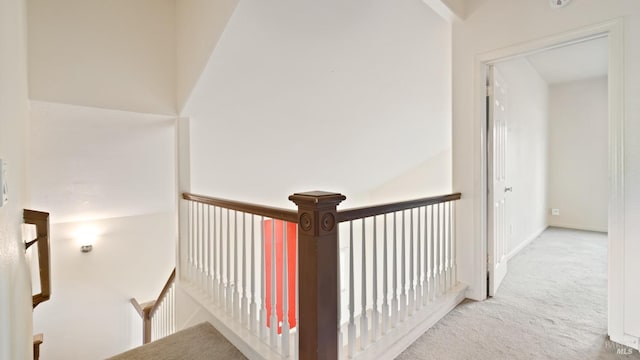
[{"left": 473, "top": 19, "right": 627, "bottom": 345}]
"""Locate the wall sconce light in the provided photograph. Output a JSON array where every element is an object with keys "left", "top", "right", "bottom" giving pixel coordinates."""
[{"left": 75, "top": 226, "right": 97, "bottom": 253}]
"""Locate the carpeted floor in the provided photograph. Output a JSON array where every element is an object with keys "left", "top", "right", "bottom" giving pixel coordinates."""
[
  {"left": 108, "top": 322, "right": 247, "bottom": 360},
  {"left": 397, "top": 227, "right": 640, "bottom": 360}
]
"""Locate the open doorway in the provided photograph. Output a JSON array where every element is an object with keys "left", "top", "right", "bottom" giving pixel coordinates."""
[
  {"left": 477, "top": 20, "right": 626, "bottom": 345},
  {"left": 487, "top": 36, "right": 609, "bottom": 296}
]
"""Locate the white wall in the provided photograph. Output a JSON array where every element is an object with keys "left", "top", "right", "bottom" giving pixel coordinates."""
[
  {"left": 366, "top": 149, "right": 452, "bottom": 204},
  {"left": 183, "top": 0, "right": 452, "bottom": 209},
  {"left": 494, "top": 58, "right": 549, "bottom": 257},
  {"left": 29, "top": 102, "right": 176, "bottom": 223},
  {"left": 547, "top": 76, "right": 608, "bottom": 232},
  {"left": 0, "top": 0, "right": 33, "bottom": 358},
  {"left": 452, "top": 0, "right": 640, "bottom": 344},
  {"left": 176, "top": 0, "right": 239, "bottom": 111},
  {"left": 27, "top": 0, "right": 176, "bottom": 115},
  {"left": 29, "top": 102, "right": 176, "bottom": 359}
]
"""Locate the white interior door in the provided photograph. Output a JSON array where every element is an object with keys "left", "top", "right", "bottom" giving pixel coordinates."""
[{"left": 487, "top": 66, "right": 509, "bottom": 296}]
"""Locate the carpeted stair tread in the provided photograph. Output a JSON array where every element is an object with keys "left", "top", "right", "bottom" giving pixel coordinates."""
[{"left": 108, "top": 322, "right": 247, "bottom": 360}]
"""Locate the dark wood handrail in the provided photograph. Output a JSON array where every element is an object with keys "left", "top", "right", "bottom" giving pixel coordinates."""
[
  {"left": 130, "top": 298, "right": 154, "bottom": 319},
  {"left": 337, "top": 192, "right": 462, "bottom": 222},
  {"left": 150, "top": 268, "right": 176, "bottom": 317},
  {"left": 33, "top": 333, "right": 43, "bottom": 360},
  {"left": 183, "top": 193, "right": 299, "bottom": 223},
  {"left": 24, "top": 209, "right": 51, "bottom": 309}
]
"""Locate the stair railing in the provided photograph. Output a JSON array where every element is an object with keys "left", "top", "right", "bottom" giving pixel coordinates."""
[
  {"left": 131, "top": 268, "right": 176, "bottom": 344},
  {"left": 180, "top": 190, "right": 462, "bottom": 360},
  {"left": 336, "top": 193, "right": 462, "bottom": 359}
]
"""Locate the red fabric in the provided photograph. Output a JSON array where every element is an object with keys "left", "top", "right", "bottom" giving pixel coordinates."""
[{"left": 264, "top": 220, "right": 297, "bottom": 333}]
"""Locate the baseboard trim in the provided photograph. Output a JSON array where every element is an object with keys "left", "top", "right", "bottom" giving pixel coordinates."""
[
  {"left": 180, "top": 277, "right": 467, "bottom": 360},
  {"left": 610, "top": 333, "right": 640, "bottom": 351},
  {"left": 507, "top": 226, "right": 547, "bottom": 261},
  {"left": 548, "top": 223, "right": 607, "bottom": 233}
]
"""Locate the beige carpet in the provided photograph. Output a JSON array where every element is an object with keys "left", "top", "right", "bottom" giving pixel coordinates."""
[
  {"left": 108, "top": 322, "right": 247, "bottom": 360},
  {"left": 397, "top": 227, "right": 640, "bottom": 360}
]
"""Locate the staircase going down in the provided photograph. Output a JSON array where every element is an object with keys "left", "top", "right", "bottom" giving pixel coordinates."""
[{"left": 108, "top": 323, "right": 246, "bottom": 360}]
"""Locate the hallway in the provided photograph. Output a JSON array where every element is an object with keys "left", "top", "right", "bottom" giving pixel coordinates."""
[{"left": 397, "top": 227, "right": 640, "bottom": 360}]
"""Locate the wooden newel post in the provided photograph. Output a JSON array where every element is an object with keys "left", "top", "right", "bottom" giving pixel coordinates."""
[
  {"left": 289, "top": 191, "right": 346, "bottom": 360},
  {"left": 143, "top": 304, "right": 153, "bottom": 344}
]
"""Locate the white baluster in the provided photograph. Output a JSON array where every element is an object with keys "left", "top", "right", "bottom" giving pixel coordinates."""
[
  {"left": 161, "top": 300, "right": 166, "bottom": 338},
  {"left": 440, "top": 203, "right": 447, "bottom": 294},
  {"left": 198, "top": 204, "right": 207, "bottom": 293},
  {"left": 445, "top": 202, "right": 451, "bottom": 291},
  {"left": 270, "top": 220, "right": 278, "bottom": 348},
  {"left": 381, "top": 214, "right": 389, "bottom": 334},
  {"left": 192, "top": 202, "right": 197, "bottom": 281},
  {"left": 433, "top": 204, "right": 439, "bottom": 298},
  {"left": 194, "top": 202, "right": 200, "bottom": 283},
  {"left": 400, "top": 211, "right": 407, "bottom": 322},
  {"left": 348, "top": 221, "right": 356, "bottom": 357},
  {"left": 170, "top": 286, "right": 175, "bottom": 334},
  {"left": 187, "top": 201, "right": 193, "bottom": 281},
  {"left": 196, "top": 203, "right": 201, "bottom": 283},
  {"left": 218, "top": 208, "right": 224, "bottom": 306},
  {"left": 166, "top": 297, "right": 169, "bottom": 337},
  {"left": 391, "top": 213, "right": 398, "bottom": 328},
  {"left": 430, "top": 205, "right": 436, "bottom": 302},
  {"left": 206, "top": 205, "right": 212, "bottom": 298},
  {"left": 423, "top": 206, "right": 429, "bottom": 307},
  {"left": 234, "top": 211, "right": 240, "bottom": 320},
  {"left": 282, "top": 222, "right": 290, "bottom": 357},
  {"left": 260, "top": 217, "right": 267, "bottom": 340},
  {"left": 408, "top": 209, "right": 415, "bottom": 317},
  {"left": 250, "top": 215, "right": 257, "bottom": 334},
  {"left": 242, "top": 213, "right": 248, "bottom": 327},
  {"left": 437, "top": 204, "right": 443, "bottom": 296},
  {"left": 201, "top": 205, "right": 206, "bottom": 290},
  {"left": 452, "top": 202, "right": 457, "bottom": 286},
  {"left": 226, "top": 209, "right": 232, "bottom": 312},
  {"left": 416, "top": 207, "right": 422, "bottom": 312},
  {"left": 151, "top": 314, "right": 156, "bottom": 341},
  {"left": 201, "top": 205, "right": 206, "bottom": 289},
  {"left": 372, "top": 216, "right": 379, "bottom": 342},
  {"left": 360, "top": 219, "right": 368, "bottom": 350},
  {"left": 212, "top": 206, "right": 218, "bottom": 302},
  {"left": 166, "top": 290, "right": 169, "bottom": 337}
]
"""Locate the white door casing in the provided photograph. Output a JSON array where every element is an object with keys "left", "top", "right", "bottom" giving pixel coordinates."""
[{"left": 487, "top": 66, "right": 509, "bottom": 296}]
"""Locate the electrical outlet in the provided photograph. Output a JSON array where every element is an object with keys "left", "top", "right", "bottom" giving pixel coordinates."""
[
  {"left": 0, "top": 160, "right": 7, "bottom": 207},
  {"left": 551, "top": 208, "right": 560, "bottom": 216}
]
